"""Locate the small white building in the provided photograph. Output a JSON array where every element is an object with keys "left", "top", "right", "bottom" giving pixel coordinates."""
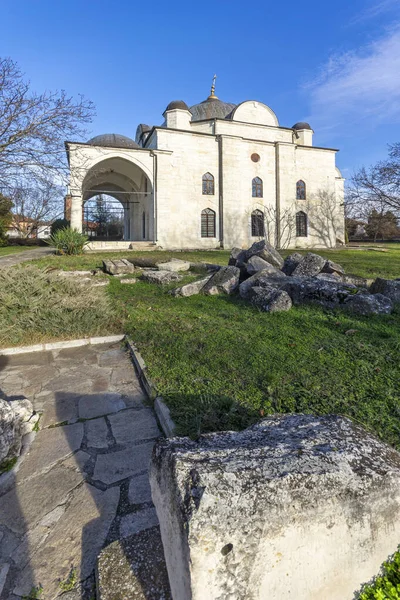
[{"left": 65, "top": 82, "right": 345, "bottom": 250}]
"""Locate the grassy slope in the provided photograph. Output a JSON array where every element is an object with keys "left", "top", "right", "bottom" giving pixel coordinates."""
[{"left": 0, "top": 246, "right": 37, "bottom": 257}]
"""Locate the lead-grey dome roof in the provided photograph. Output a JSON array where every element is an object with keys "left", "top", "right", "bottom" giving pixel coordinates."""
[
  {"left": 190, "top": 97, "right": 237, "bottom": 121},
  {"left": 165, "top": 100, "right": 190, "bottom": 112},
  {"left": 87, "top": 133, "right": 140, "bottom": 149},
  {"left": 292, "top": 122, "right": 312, "bottom": 131}
]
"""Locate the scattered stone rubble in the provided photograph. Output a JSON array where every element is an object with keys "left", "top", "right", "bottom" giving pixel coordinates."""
[
  {"left": 150, "top": 414, "right": 400, "bottom": 600},
  {"left": 166, "top": 240, "right": 397, "bottom": 315}
]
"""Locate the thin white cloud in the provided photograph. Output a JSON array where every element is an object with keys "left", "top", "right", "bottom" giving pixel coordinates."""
[
  {"left": 350, "top": 0, "right": 399, "bottom": 25},
  {"left": 305, "top": 25, "right": 400, "bottom": 138}
]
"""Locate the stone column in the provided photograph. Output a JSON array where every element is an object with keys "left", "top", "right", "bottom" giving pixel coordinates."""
[{"left": 70, "top": 195, "right": 83, "bottom": 232}]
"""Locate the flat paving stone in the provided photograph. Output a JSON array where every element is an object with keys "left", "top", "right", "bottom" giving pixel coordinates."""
[
  {"left": 97, "top": 526, "right": 172, "bottom": 600},
  {"left": 128, "top": 473, "right": 152, "bottom": 505},
  {"left": 97, "top": 347, "right": 127, "bottom": 367},
  {"left": 120, "top": 507, "right": 158, "bottom": 539},
  {"left": 13, "top": 483, "right": 120, "bottom": 600},
  {"left": 86, "top": 418, "right": 109, "bottom": 449},
  {"left": 40, "top": 392, "right": 80, "bottom": 428},
  {"left": 93, "top": 442, "right": 154, "bottom": 485},
  {"left": 79, "top": 393, "right": 126, "bottom": 419},
  {"left": 108, "top": 408, "right": 160, "bottom": 445},
  {"left": 0, "top": 457, "right": 82, "bottom": 535},
  {"left": 16, "top": 422, "right": 83, "bottom": 479}
]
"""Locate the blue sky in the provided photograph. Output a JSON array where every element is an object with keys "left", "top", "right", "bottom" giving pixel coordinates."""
[{"left": 2, "top": 0, "right": 400, "bottom": 179}]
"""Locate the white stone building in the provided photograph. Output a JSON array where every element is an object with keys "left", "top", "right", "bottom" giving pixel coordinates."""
[{"left": 65, "top": 84, "right": 345, "bottom": 250}]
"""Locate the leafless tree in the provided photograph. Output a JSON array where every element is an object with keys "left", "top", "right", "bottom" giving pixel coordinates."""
[
  {"left": 0, "top": 57, "right": 95, "bottom": 187},
  {"left": 306, "top": 189, "right": 345, "bottom": 247},
  {"left": 8, "top": 176, "right": 64, "bottom": 237}
]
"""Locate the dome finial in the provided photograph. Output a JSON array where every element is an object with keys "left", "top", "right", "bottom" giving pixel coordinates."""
[{"left": 207, "top": 74, "right": 218, "bottom": 100}]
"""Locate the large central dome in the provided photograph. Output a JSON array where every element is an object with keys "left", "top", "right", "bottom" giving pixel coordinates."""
[{"left": 190, "top": 97, "right": 236, "bottom": 122}]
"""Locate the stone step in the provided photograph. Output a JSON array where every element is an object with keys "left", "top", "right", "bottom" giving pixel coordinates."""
[
  {"left": 96, "top": 525, "right": 172, "bottom": 600},
  {"left": 86, "top": 241, "right": 158, "bottom": 251}
]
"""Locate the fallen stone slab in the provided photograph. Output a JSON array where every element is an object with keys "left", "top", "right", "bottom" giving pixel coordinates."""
[
  {"left": 202, "top": 266, "right": 240, "bottom": 295},
  {"left": 120, "top": 278, "right": 137, "bottom": 285},
  {"left": 103, "top": 259, "right": 135, "bottom": 276},
  {"left": 246, "top": 255, "right": 278, "bottom": 276},
  {"left": 150, "top": 414, "right": 400, "bottom": 600},
  {"left": 239, "top": 269, "right": 287, "bottom": 300},
  {"left": 156, "top": 259, "right": 191, "bottom": 272},
  {"left": 342, "top": 273, "right": 370, "bottom": 287},
  {"left": 292, "top": 252, "right": 326, "bottom": 276},
  {"left": 281, "top": 277, "right": 356, "bottom": 308},
  {"left": 96, "top": 526, "right": 172, "bottom": 600},
  {"left": 246, "top": 239, "right": 284, "bottom": 268},
  {"left": 343, "top": 292, "right": 393, "bottom": 315},
  {"left": 281, "top": 252, "right": 303, "bottom": 275},
  {"left": 170, "top": 275, "right": 212, "bottom": 297},
  {"left": 141, "top": 270, "right": 183, "bottom": 285},
  {"left": 249, "top": 286, "right": 292, "bottom": 312},
  {"left": 370, "top": 277, "right": 400, "bottom": 303},
  {"left": 58, "top": 270, "right": 93, "bottom": 277}
]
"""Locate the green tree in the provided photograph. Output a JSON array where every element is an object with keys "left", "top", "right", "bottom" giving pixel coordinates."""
[{"left": 0, "top": 193, "right": 13, "bottom": 245}]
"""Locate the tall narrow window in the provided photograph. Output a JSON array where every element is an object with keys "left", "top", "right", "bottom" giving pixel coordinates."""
[
  {"left": 252, "top": 177, "right": 263, "bottom": 198},
  {"left": 201, "top": 208, "right": 216, "bottom": 237},
  {"left": 296, "top": 211, "right": 308, "bottom": 237},
  {"left": 251, "top": 210, "right": 265, "bottom": 237},
  {"left": 142, "top": 211, "right": 146, "bottom": 239},
  {"left": 296, "top": 180, "right": 306, "bottom": 200},
  {"left": 202, "top": 172, "right": 214, "bottom": 195}
]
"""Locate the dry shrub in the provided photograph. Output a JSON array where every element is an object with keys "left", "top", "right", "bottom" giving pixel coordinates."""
[{"left": 0, "top": 265, "right": 118, "bottom": 346}]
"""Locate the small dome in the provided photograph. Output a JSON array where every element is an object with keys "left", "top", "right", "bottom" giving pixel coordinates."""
[
  {"left": 165, "top": 100, "right": 190, "bottom": 112},
  {"left": 190, "top": 98, "right": 236, "bottom": 122},
  {"left": 292, "top": 122, "right": 312, "bottom": 131},
  {"left": 87, "top": 133, "right": 139, "bottom": 149}
]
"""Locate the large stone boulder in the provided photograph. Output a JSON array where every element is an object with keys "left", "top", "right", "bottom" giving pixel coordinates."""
[
  {"left": 292, "top": 252, "right": 326, "bottom": 277},
  {"left": 228, "top": 247, "right": 247, "bottom": 266},
  {"left": 322, "top": 260, "right": 345, "bottom": 276},
  {"left": 281, "top": 252, "right": 303, "bottom": 276},
  {"left": 239, "top": 269, "right": 287, "bottom": 300},
  {"left": 141, "top": 270, "right": 183, "bottom": 285},
  {"left": 246, "top": 255, "right": 279, "bottom": 276},
  {"left": 156, "top": 259, "right": 191, "bottom": 273},
  {"left": 342, "top": 273, "right": 370, "bottom": 287},
  {"left": 0, "top": 397, "right": 37, "bottom": 467},
  {"left": 343, "top": 292, "right": 393, "bottom": 315},
  {"left": 202, "top": 266, "right": 240, "bottom": 295},
  {"left": 249, "top": 287, "right": 292, "bottom": 312},
  {"left": 150, "top": 415, "right": 400, "bottom": 600},
  {"left": 246, "top": 239, "right": 284, "bottom": 269},
  {"left": 170, "top": 276, "right": 212, "bottom": 297},
  {"left": 281, "top": 277, "right": 356, "bottom": 308},
  {"left": 370, "top": 277, "right": 400, "bottom": 303}
]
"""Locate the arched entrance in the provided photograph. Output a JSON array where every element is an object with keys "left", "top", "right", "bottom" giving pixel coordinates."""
[{"left": 81, "top": 157, "right": 153, "bottom": 241}]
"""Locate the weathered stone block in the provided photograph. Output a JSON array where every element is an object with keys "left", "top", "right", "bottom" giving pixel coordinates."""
[
  {"left": 141, "top": 270, "right": 183, "bottom": 285},
  {"left": 281, "top": 252, "right": 303, "bottom": 275},
  {"left": 370, "top": 277, "right": 400, "bottom": 303},
  {"left": 249, "top": 286, "right": 292, "bottom": 312},
  {"left": 292, "top": 252, "right": 326, "bottom": 276},
  {"left": 239, "top": 269, "right": 287, "bottom": 299},
  {"left": 322, "top": 259, "right": 345, "bottom": 276},
  {"left": 103, "top": 259, "right": 135, "bottom": 276},
  {"left": 0, "top": 397, "right": 36, "bottom": 465},
  {"left": 246, "top": 255, "right": 278, "bottom": 276},
  {"left": 202, "top": 266, "right": 240, "bottom": 295},
  {"left": 156, "top": 259, "right": 191, "bottom": 272},
  {"left": 171, "top": 275, "right": 212, "bottom": 297},
  {"left": 150, "top": 415, "right": 400, "bottom": 600},
  {"left": 343, "top": 292, "right": 393, "bottom": 315},
  {"left": 228, "top": 247, "right": 247, "bottom": 266},
  {"left": 246, "top": 239, "right": 284, "bottom": 268}
]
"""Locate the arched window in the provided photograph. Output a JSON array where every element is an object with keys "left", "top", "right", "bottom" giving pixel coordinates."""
[
  {"left": 251, "top": 210, "right": 265, "bottom": 237},
  {"left": 202, "top": 172, "right": 214, "bottom": 195},
  {"left": 296, "top": 211, "right": 308, "bottom": 237},
  {"left": 252, "top": 177, "right": 263, "bottom": 198},
  {"left": 201, "top": 208, "right": 216, "bottom": 238},
  {"left": 296, "top": 180, "right": 306, "bottom": 200}
]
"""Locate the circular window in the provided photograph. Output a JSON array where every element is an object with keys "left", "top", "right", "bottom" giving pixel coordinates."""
[{"left": 251, "top": 153, "right": 260, "bottom": 162}]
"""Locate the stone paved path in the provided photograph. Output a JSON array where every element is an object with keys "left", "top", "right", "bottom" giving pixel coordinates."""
[
  {"left": 0, "top": 342, "right": 164, "bottom": 599},
  {"left": 0, "top": 247, "right": 54, "bottom": 269}
]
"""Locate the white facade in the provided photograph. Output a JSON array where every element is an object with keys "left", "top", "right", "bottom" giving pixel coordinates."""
[{"left": 65, "top": 94, "right": 345, "bottom": 250}]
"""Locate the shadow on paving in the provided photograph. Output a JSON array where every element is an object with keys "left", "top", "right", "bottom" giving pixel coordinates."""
[{"left": 0, "top": 343, "right": 171, "bottom": 600}]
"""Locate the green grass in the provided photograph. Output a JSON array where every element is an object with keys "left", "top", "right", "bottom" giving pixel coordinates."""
[{"left": 0, "top": 245, "right": 37, "bottom": 257}]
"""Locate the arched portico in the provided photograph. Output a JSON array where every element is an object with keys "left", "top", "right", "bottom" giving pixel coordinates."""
[{"left": 70, "top": 155, "right": 154, "bottom": 241}]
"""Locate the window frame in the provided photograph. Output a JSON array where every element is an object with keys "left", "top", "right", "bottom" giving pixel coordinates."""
[
  {"left": 201, "top": 208, "right": 216, "bottom": 238},
  {"left": 202, "top": 172, "right": 215, "bottom": 195},
  {"left": 251, "top": 209, "right": 265, "bottom": 237},
  {"left": 252, "top": 177, "right": 263, "bottom": 198},
  {"left": 296, "top": 180, "right": 306, "bottom": 200},
  {"left": 296, "top": 211, "right": 308, "bottom": 237}
]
